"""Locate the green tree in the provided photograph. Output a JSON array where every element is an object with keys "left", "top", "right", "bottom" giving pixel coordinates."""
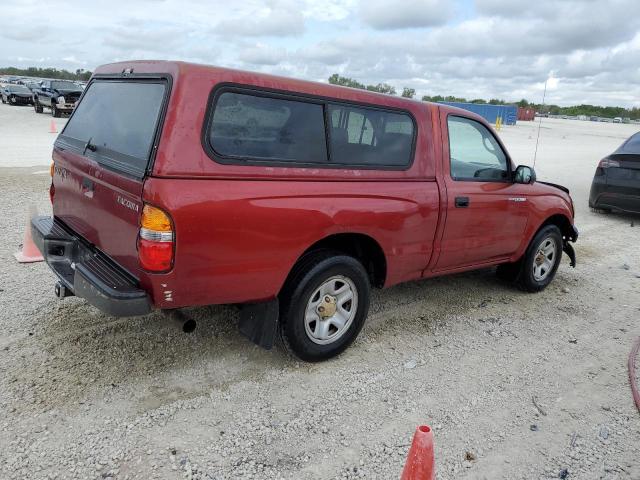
[
  {"left": 0, "top": 66, "right": 92, "bottom": 81},
  {"left": 366, "top": 83, "right": 396, "bottom": 95},
  {"left": 401, "top": 87, "right": 415, "bottom": 98},
  {"left": 328, "top": 74, "right": 366, "bottom": 90},
  {"left": 421, "top": 94, "right": 445, "bottom": 102}
]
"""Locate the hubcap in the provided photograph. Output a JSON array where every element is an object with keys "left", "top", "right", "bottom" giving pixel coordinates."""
[
  {"left": 304, "top": 275, "right": 358, "bottom": 345},
  {"left": 533, "top": 236, "right": 557, "bottom": 281}
]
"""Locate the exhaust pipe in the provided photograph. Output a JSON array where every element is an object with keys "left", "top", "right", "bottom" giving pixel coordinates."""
[{"left": 162, "top": 309, "right": 197, "bottom": 333}]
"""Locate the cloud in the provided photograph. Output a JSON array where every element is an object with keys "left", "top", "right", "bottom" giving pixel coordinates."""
[
  {"left": 0, "top": 0, "right": 638, "bottom": 107},
  {"left": 238, "top": 44, "right": 288, "bottom": 65},
  {"left": 358, "top": 0, "right": 451, "bottom": 29},
  {"left": 214, "top": 1, "right": 305, "bottom": 37}
]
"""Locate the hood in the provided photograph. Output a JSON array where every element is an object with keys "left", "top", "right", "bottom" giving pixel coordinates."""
[{"left": 54, "top": 88, "right": 83, "bottom": 96}]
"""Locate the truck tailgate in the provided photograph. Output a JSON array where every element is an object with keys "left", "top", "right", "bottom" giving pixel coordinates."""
[{"left": 51, "top": 78, "right": 169, "bottom": 276}]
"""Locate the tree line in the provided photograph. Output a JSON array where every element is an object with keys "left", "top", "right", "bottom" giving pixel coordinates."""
[
  {"left": 0, "top": 67, "right": 92, "bottom": 81},
  {"left": 329, "top": 74, "right": 640, "bottom": 120}
]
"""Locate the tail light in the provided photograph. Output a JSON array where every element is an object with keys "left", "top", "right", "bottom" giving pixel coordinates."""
[
  {"left": 138, "top": 204, "right": 174, "bottom": 272},
  {"left": 598, "top": 157, "right": 620, "bottom": 168},
  {"left": 49, "top": 161, "right": 55, "bottom": 204}
]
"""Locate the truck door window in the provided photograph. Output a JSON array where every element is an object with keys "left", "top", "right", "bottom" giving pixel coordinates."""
[
  {"left": 447, "top": 116, "right": 508, "bottom": 181},
  {"left": 328, "top": 104, "right": 414, "bottom": 167}
]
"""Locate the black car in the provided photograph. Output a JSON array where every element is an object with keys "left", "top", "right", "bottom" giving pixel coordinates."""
[
  {"left": 589, "top": 131, "right": 640, "bottom": 213},
  {"left": 1, "top": 84, "right": 34, "bottom": 105}
]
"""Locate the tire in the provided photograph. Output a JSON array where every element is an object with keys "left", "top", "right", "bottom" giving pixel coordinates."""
[
  {"left": 51, "top": 103, "right": 61, "bottom": 118},
  {"left": 1, "top": 96, "right": 5, "bottom": 104},
  {"left": 516, "top": 225, "right": 563, "bottom": 292},
  {"left": 279, "top": 251, "right": 371, "bottom": 362},
  {"left": 34, "top": 99, "right": 43, "bottom": 113}
]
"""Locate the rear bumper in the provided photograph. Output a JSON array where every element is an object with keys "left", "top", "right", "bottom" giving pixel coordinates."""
[
  {"left": 32, "top": 216, "right": 151, "bottom": 317},
  {"left": 590, "top": 176, "right": 640, "bottom": 213}
]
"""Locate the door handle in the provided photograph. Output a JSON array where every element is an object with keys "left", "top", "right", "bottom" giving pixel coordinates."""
[{"left": 455, "top": 196, "right": 469, "bottom": 208}]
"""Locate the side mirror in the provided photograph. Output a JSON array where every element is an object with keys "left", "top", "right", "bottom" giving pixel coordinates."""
[{"left": 514, "top": 165, "right": 536, "bottom": 184}]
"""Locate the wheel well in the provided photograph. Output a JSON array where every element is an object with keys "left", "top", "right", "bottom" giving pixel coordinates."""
[
  {"left": 539, "top": 214, "right": 575, "bottom": 241},
  {"left": 298, "top": 233, "right": 387, "bottom": 288}
]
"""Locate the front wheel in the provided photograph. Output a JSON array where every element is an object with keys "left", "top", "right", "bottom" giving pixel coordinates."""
[
  {"left": 279, "top": 251, "right": 371, "bottom": 362},
  {"left": 517, "top": 225, "right": 563, "bottom": 292},
  {"left": 51, "top": 103, "right": 61, "bottom": 117}
]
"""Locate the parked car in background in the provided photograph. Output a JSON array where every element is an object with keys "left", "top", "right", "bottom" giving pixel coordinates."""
[
  {"left": 33, "top": 80, "right": 83, "bottom": 117},
  {"left": 1, "top": 84, "right": 34, "bottom": 105},
  {"left": 24, "top": 81, "right": 40, "bottom": 92},
  {"left": 590, "top": 131, "right": 640, "bottom": 213},
  {"left": 32, "top": 61, "right": 578, "bottom": 362}
]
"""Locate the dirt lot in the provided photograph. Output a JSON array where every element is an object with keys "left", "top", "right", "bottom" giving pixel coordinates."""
[{"left": 0, "top": 102, "right": 639, "bottom": 480}]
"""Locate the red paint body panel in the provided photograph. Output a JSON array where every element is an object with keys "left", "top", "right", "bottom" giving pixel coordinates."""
[
  {"left": 142, "top": 178, "right": 439, "bottom": 307},
  {"left": 52, "top": 147, "right": 143, "bottom": 275},
  {"left": 51, "top": 61, "right": 576, "bottom": 311}
]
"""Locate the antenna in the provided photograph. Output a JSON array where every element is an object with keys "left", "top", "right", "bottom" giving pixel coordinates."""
[{"left": 533, "top": 78, "right": 548, "bottom": 168}]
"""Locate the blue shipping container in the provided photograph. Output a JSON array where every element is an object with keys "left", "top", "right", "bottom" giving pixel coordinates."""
[{"left": 439, "top": 102, "right": 518, "bottom": 125}]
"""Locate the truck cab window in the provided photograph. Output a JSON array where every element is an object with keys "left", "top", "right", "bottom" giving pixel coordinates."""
[{"left": 448, "top": 116, "right": 508, "bottom": 181}]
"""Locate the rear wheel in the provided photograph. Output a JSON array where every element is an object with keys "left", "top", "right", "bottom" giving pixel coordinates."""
[
  {"left": 34, "top": 99, "right": 43, "bottom": 113},
  {"left": 279, "top": 251, "right": 370, "bottom": 362}
]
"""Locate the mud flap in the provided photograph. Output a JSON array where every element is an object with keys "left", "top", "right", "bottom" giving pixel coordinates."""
[
  {"left": 563, "top": 241, "right": 576, "bottom": 268},
  {"left": 239, "top": 298, "right": 279, "bottom": 350}
]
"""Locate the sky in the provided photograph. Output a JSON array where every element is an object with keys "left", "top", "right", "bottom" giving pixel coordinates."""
[{"left": 1, "top": 0, "right": 639, "bottom": 107}]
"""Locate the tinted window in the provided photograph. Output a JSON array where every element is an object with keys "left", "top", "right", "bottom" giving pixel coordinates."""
[
  {"left": 620, "top": 132, "right": 640, "bottom": 153},
  {"left": 210, "top": 92, "right": 328, "bottom": 164},
  {"left": 447, "top": 116, "right": 508, "bottom": 181},
  {"left": 62, "top": 81, "right": 166, "bottom": 177},
  {"left": 328, "top": 104, "right": 414, "bottom": 167}
]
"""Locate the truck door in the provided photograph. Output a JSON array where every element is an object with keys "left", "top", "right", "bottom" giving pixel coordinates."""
[{"left": 434, "top": 113, "right": 530, "bottom": 271}]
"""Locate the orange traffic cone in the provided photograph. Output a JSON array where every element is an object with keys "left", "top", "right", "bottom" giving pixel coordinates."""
[
  {"left": 49, "top": 120, "right": 58, "bottom": 134},
  {"left": 401, "top": 425, "right": 435, "bottom": 480},
  {"left": 14, "top": 209, "right": 44, "bottom": 263}
]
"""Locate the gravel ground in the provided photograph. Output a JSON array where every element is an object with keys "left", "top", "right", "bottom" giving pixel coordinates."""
[{"left": 0, "top": 102, "right": 639, "bottom": 479}]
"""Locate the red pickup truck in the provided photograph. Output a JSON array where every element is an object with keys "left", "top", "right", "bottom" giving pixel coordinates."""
[{"left": 32, "top": 61, "right": 577, "bottom": 361}]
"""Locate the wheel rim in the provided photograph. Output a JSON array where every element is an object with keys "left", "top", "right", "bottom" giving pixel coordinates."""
[
  {"left": 532, "top": 236, "right": 557, "bottom": 281},
  {"left": 304, "top": 275, "right": 358, "bottom": 345}
]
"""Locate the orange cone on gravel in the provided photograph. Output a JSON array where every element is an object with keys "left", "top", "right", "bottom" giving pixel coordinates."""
[
  {"left": 49, "top": 120, "right": 57, "bottom": 134},
  {"left": 14, "top": 208, "right": 44, "bottom": 263},
  {"left": 400, "top": 425, "right": 435, "bottom": 480}
]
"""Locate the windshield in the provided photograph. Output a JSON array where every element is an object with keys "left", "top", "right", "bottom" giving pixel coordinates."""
[{"left": 51, "top": 81, "right": 81, "bottom": 91}]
